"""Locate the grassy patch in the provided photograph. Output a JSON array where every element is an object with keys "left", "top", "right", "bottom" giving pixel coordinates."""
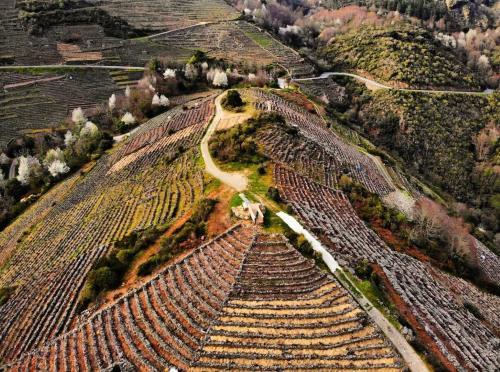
[
  {"left": 229, "top": 193, "right": 243, "bottom": 208},
  {"left": 343, "top": 270, "right": 401, "bottom": 329},
  {"left": 335, "top": 269, "right": 362, "bottom": 298},
  {"left": 243, "top": 29, "right": 273, "bottom": 48},
  {"left": 137, "top": 198, "right": 217, "bottom": 276},
  {"left": 204, "top": 177, "right": 221, "bottom": 195}
]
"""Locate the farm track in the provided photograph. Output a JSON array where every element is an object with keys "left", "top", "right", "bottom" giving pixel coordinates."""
[
  {"left": 1, "top": 69, "right": 489, "bottom": 97},
  {"left": 200, "top": 92, "right": 248, "bottom": 192},
  {"left": 273, "top": 165, "right": 499, "bottom": 371},
  {"left": 293, "top": 72, "right": 495, "bottom": 95}
]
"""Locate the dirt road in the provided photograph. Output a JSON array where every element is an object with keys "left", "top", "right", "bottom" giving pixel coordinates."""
[{"left": 200, "top": 93, "right": 248, "bottom": 192}]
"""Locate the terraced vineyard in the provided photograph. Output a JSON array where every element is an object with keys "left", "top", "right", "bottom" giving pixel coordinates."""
[
  {"left": 244, "top": 88, "right": 394, "bottom": 196},
  {"left": 3, "top": 227, "right": 405, "bottom": 371},
  {"left": 0, "top": 0, "right": 60, "bottom": 65},
  {"left": 155, "top": 21, "right": 315, "bottom": 77},
  {"left": 274, "top": 164, "right": 499, "bottom": 371},
  {"left": 295, "top": 77, "right": 347, "bottom": 106},
  {"left": 85, "top": 0, "right": 239, "bottom": 31},
  {"left": 0, "top": 100, "right": 214, "bottom": 362},
  {"left": 0, "top": 70, "right": 126, "bottom": 148}
]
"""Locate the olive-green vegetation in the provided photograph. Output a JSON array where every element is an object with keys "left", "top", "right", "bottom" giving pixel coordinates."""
[
  {"left": 137, "top": 198, "right": 217, "bottom": 276},
  {"left": 0, "top": 286, "right": 15, "bottom": 306},
  {"left": 339, "top": 175, "right": 408, "bottom": 243},
  {"left": 209, "top": 112, "right": 283, "bottom": 163},
  {"left": 20, "top": 1, "right": 151, "bottom": 38},
  {"left": 78, "top": 226, "right": 165, "bottom": 311},
  {"left": 344, "top": 267, "right": 401, "bottom": 329},
  {"left": 221, "top": 90, "right": 245, "bottom": 112},
  {"left": 320, "top": 24, "right": 479, "bottom": 88},
  {"left": 357, "top": 91, "right": 499, "bottom": 247},
  {"left": 281, "top": 226, "right": 327, "bottom": 268}
]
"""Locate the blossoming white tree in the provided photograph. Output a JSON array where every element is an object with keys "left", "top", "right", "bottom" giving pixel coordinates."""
[
  {"left": 43, "top": 148, "right": 65, "bottom": 167},
  {"left": 477, "top": 55, "right": 490, "bottom": 70},
  {"left": 159, "top": 95, "right": 170, "bottom": 107},
  {"left": 64, "top": 131, "right": 76, "bottom": 147},
  {"left": 152, "top": 94, "right": 161, "bottom": 106},
  {"left": 71, "top": 107, "right": 86, "bottom": 125},
  {"left": 185, "top": 63, "right": 198, "bottom": 80},
  {"left": 80, "top": 121, "right": 99, "bottom": 137},
  {"left": 48, "top": 160, "right": 70, "bottom": 177},
  {"left": 121, "top": 112, "right": 136, "bottom": 125},
  {"left": 163, "top": 68, "right": 176, "bottom": 79},
  {"left": 212, "top": 70, "right": 228, "bottom": 87},
  {"left": 17, "top": 156, "right": 41, "bottom": 185},
  {"left": 0, "top": 153, "right": 10, "bottom": 165},
  {"left": 125, "top": 86, "right": 131, "bottom": 97},
  {"left": 109, "top": 94, "right": 116, "bottom": 110}
]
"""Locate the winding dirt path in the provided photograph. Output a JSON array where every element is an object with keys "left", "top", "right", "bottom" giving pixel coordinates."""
[
  {"left": 200, "top": 92, "right": 248, "bottom": 192},
  {"left": 293, "top": 72, "right": 494, "bottom": 95}
]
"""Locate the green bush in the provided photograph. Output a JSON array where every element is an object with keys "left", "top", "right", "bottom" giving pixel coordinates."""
[
  {"left": 464, "top": 301, "right": 484, "bottom": 320},
  {"left": 209, "top": 113, "right": 283, "bottom": 164},
  {"left": 267, "top": 187, "right": 281, "bottom": 202},
  {"left": 87, "top": 266, "right": 119, "bottom": 292},
  {"left": 137, "top": 198, "right": 217, "bottom": 277},
  {"left": 354, "top": 259, "right": 373, "bottom": 279},
  {"left": 137, "top": 255, "right": 162, "bottom": 276},
  {"left": 0, "top": 286, "right": 15, "bottom": 306},
  {"left": 222, "top": 90, "right": 244, "bottom": 111},
  {"left": 77, "top": 226, "right": 164, "bottom": 310}
]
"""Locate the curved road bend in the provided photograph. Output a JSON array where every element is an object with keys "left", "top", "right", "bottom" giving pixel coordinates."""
[
  {"left": 293, "top": 72, "right": 494, "bottom": 95},
  {"left": 200, "top": 92, "right": 248, "bottom": 192}
]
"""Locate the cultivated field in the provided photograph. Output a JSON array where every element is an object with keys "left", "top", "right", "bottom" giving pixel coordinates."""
[
  {"left": 154, "top": 21, "right": 315, "bottom": 77},
  {"left": 0, "top": 0, "right": 60, "bottom": 65},
  {"left": 0, "top": 70, "right": 131, "bottom": 148},
  {"left": 0, "top": 99, "right": 214, "bottom": 362},
  {"left": 84, "top": 0, "right": 239, "bottom": 31},
  {"left": 243, "top": 88, "right": 394, "bottom": 196},
  {"left": 295, "top": 77, "right": 347, "bottom": 106},
  {"left": 2, "top": 227, "right": 405, "bottom": 371},
  {"left": 274, "top": 164, "right": 499, "bottom": 371}
]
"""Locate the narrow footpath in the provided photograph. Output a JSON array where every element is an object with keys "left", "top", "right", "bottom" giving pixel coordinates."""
[{"left": 200, "top": 92, "right": 248, "bottom": 191}]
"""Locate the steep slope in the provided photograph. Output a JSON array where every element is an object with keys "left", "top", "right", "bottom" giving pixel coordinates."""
[
  {"left": 0, "top": 99, "right": 213, "bottom": 362},
  {"left": 358, "top": 89, "right": 499, "bottom": 249},
  {"left": 193, "top": 233, "right": 403, "bottom": 371},
  {"left": 243, "top": 88, "right": 396, "bottom": 197},
  {"left": 320, "top": 23, "right": 480, "bottom": 89},
  {"left": 2, "top": 228, "right": 405, "bottom": 371},
  {"left": 274, "top": 164, "right": 499, "bottom": 371}
]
